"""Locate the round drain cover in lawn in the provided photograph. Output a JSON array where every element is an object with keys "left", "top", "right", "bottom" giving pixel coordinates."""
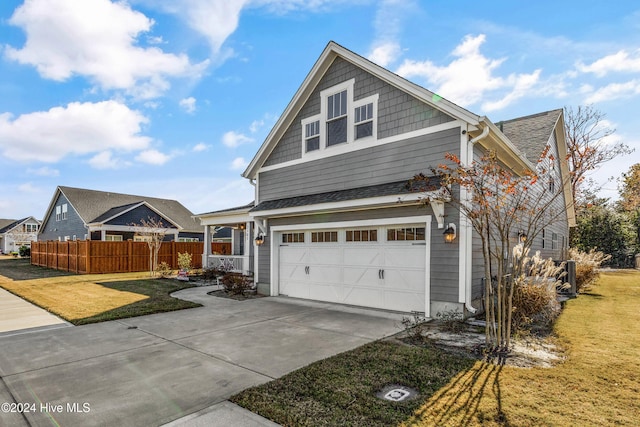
[{"left": 376, "top": 385, "right": 419, "bottom": 402}]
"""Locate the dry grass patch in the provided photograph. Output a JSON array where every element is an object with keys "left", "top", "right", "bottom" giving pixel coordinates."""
[
  {"left": 403, "top": 270, "right": 640, "bottom": 426},
  {"left": 0, "top": 258, "right": 201, "bottom": 325}
]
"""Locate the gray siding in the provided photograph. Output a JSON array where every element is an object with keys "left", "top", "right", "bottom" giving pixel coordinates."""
[
  {"left": 257, "top": 204, "right": 460, "bottom": 303},
  {"left": 260, "top": 127, "right": 460, "bottom": 202},
  {"left": 39, "top": 194, "right": 87, "bottom": 241},
  {"left": 264, "top": 57, "right": 454, "bottom": 166}
]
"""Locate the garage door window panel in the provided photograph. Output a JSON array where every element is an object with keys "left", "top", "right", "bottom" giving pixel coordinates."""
[
  {"left": 346, "top": 229, "right": 378, "bottom": 242},
  {"left": 311, "top": 231, "right": 338, "bottom": 243},
  {"left": 387, "top": 227, "right": 426, "bottom": 241},
  {"left": 282, "top": 232, "right": 305, "bottom": 243}
]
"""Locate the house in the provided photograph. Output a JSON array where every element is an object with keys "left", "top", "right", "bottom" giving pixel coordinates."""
[
  {"left": 196, "top": 42, "right": 575, "bottom": 317},
  {"left": 0, "top": 217, "right": 41, "bottom": 254},
  {"left": 39, "top": 186, "right": 203, "bottom": 242}
]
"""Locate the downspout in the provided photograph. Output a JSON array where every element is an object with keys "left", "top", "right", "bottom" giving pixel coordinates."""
[{"left": 463, "top": 124, "right": 490, "bottom": 314}]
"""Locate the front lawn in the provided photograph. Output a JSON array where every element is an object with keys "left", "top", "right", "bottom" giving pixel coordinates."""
[
  {"left": 232, "top": 270, "right": 640, "bottom": 426},
  {"left": 0, "top": 258, "right": 201, "bottom": 325}
]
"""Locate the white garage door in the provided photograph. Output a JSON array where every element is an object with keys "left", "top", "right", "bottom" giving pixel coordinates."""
[{"left": 278, "top": 225, "right": 427, "bottom": 313}]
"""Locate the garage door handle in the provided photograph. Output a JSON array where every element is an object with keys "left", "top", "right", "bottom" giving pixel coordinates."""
[
  {"left": 412, "top": 243, "right": 426, "bottom": 246},
  {"left": 378, "top": 269, "right": 384, "bottom": 279},
  {"left": 305, "top": 266, "right": 309, "bottom": 275},
  {"left": 381, "top": 269, "right": 384, "bottom": 279}
]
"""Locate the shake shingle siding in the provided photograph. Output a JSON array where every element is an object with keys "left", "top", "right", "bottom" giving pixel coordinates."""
[
  {"left": 39, "top": 193, "right": 86, "bottom": 241},
  {"left": 263, "top": 57, "right": 454, "bottom": 167}
]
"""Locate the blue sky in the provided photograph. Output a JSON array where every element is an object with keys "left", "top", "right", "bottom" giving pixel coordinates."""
[{"left": 1, "top": 0, "right": 639, "bottom": 220}]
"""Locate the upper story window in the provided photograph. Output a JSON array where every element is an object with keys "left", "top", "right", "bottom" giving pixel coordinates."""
[
  {"left": 305, "top": 120, "right": 320, "bottom": 152},
  {"left": 301, "top": 79, "right": 378, "bottom": 158},
  {"left": 326, "top": 90, "right": 348, "bottom": 146},
  {"left": 25, "top": 224, "right": 38, "bottom": 233},
  {"left": 355, "top": 103, "right": 373, "bottom": 139},
  {"left": 56, "top": 206, "right": 61, "bottom": 221},
  {"left": 62, "top": 203, "right": 68, "bottom": 220}
]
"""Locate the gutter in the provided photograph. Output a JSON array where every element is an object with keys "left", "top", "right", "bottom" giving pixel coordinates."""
[{"left": 463, "top": 123, "right": 490, "bottom": 314}]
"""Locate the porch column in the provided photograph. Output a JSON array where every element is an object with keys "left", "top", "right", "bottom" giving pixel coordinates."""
[
  {"left": 202, "top": 225, "right": 211, "bottom": 267},
  {"left": 101, "top": 229, "right": 106, "bottom": 241},
  {"left": 243, "top": 222, "right": 252, "bottom": 274}
]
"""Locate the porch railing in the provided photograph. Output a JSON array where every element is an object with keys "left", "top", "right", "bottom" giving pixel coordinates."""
[{"left": 207, "top": 255, "right": 253, "bottom": 275}]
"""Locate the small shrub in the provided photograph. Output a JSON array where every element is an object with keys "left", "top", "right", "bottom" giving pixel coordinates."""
[
  {"left": 201, "top": 267, "right": 222, "bottom": 282},
  {"left": 156, "top": 261, "right": 172, "bottom": 278},
  {"left": 436, "top": 310, "right": 466, "bottom": 333},
  {"left": 220, "top": 272, "right": 254, "bottom": 296},
  {"left": 568, "top": 248, "right": 611, "bottom": 293},
  {"left": 177, "top": 252, "right": 193, "bottom": 272},
  {"left": 400, "top": 311, "right": 428, "bottom": 342},
  {"left": 19, "top": 245, "right": 31, "bottom": 257}
]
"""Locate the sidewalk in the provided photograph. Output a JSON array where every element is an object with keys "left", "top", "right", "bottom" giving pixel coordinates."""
[{"left": 0, "top": 286, "right": 70, "bottom": 336}]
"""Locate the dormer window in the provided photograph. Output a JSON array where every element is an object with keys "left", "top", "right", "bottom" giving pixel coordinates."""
[{"left": 301, "top": 79, "right": 378, "bottom": 157}]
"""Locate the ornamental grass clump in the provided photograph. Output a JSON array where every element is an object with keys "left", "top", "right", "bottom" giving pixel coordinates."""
[
  {"left": 511, "top": 249, "right": 565, "bottom": 332},
  {"left": 568, "top": 248, "right": 611, "bottom": 293}
]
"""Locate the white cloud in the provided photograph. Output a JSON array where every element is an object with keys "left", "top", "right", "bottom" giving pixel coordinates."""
[
  {"left": 368, "top": 42, "right": 401, "bottom": 67},
  {"left": 18, "top": 182, "right": 39, "bottom": 193},
  {"left": 5, "top": 0, "right": 208, "bottom": 99},
  {"left": 366, "top": 0, "right": 413, "bottom": 67},
  {"left": 193, "top": 142, "right": 209, "bottom": 152},
  {"left": 0, "top": 101, "right": 151, "bottom": 163},
  {"left": 481, "top": 70, "right": 541, "bottom": 112},
  {"left": 89, "top": 151, "right": 122, "bottom": 169},
  {"left": 396, "top": 34, "right": 541, "bottom": 110},
  {"left": 222, "top": 131, "right": 254, "bottom": 148},
  {"left": 27, "top": 166, "right": 59, "bottom": 177},
  {"left": 577, "top": 49, "right": 640, "bottom": 77},
  {"left": 179, "top": 97, "right": 197, "bottom": 113},
  {"left": 135, "top": 149, "right": 172, "bottom": 165},
  {"left": 583, "top": 79, "right": 640, "bottom": 104},
  {"left": 230, "top": 157, "right": 248, "bottom": 170},
  {"left": 249, "top": 119, "right": 265, "bottom": 133}
]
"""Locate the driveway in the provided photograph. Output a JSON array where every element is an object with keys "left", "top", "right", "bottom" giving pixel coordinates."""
[{"left": 0, "top": 286, "right": 404, "bottom": 427}]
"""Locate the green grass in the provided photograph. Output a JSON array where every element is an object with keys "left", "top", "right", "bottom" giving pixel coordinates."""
[
  {"left": 0, "top": 258, "right": 201, "bottom": 325},
  {"left": 231, "top": 340, "right": 476, "bottom": 427},
  {"left": 232, "top": 270, "right": 640, "bottom": 426}
]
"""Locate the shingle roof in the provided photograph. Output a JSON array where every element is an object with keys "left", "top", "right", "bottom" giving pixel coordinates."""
[
  {"left": 497, "top": 109, "right": 562, "bottom": 161},
  {"left": 0, "top": 218, "right": 21, "bottom": 233},
  {"left": 251, "top": 178, "right": 439, "bottom": 212},
  {"left": 58, "top": 186, "right": 202, "bottom": 232}
]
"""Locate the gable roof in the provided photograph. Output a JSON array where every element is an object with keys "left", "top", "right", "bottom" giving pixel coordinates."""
[
  {"left": 42, "top": 186, "right": 202, "bottom": 232},
  {"left": 243, "top": 41, "right": 484, "bottom": 179},
  {"left": 0, "top": 217, "right": 40, "bottom": 234},
  {"left": 498, "top": 109, "right": 563, "bottom": 162}
]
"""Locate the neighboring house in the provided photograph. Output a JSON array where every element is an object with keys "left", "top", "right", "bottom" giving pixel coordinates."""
[
  {"left": 0, "top": 217, "right": 41, "bottom": 254},
  {"left": 196, "top": 42, "right": 575, "bottom": 317},
  {"left": 39, "top": 186, "right": 203, "bottom": 242}
]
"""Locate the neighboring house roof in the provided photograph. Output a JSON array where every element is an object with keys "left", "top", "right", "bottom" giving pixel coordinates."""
[
  {"left": 42, "top": 186, "right": 203, "bottom": 232},
  {"left": 0, "top": 217, "right": 41, "bottom": 233},
  {"left": 251, "top": 179, "right": 440, "bottom": 212},
  {"left": 498, "top": 109, "right": 563, "bottom": 162}
]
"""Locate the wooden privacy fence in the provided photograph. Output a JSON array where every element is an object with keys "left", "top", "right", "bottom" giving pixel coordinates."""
[{"left": 31, "top": 241, "right": 231, "bottom": 274}]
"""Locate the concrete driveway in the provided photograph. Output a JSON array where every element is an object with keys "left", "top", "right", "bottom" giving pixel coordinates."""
[{"left": 0, "top": 286, "right": 404, "bottom": 427}]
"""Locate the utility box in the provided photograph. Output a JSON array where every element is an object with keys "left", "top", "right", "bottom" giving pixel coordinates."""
[{"left": 635, "top": 254, "right": 640, "bottom": 270}]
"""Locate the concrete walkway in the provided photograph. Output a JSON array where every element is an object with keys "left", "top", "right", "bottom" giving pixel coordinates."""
[
  {"left": 0, "top": 285, "right": 404, "bottom": 426},
  {"left": 0, "top": 287, "right": 70, "bottom": 336}
]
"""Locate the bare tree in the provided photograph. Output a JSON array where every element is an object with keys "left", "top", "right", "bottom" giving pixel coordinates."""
[
  {"left": 131, "top": 217, "right": 168, "bottom": 276},
  {"left": 564, "top": 105, "right": 633, "bottom": 202},
  {"left": 409, "top": 147, "right": 571, "bottom": 352}
]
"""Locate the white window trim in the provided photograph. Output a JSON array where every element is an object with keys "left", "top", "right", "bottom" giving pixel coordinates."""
[{"left": 299, "top": 79, "right": 382, "bottom": 159}]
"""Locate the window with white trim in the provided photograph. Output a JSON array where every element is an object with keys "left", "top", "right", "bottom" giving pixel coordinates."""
[
  {"left": 105, "top": 234, "right": 123, "bottom": 242},
  {"left": 25, "top": 224, "right": 38, "bottom": 232},
  {"left": 56, "top": 206, "right": 61, "bottom": 221},
  {"left": 354, "top": 103, "right": 373, "bottom": 139},
  {"left": 304, "top": 120, "right": 320, "bottom": 152},
  {"left": 326, "top": 89, "right": 348, "bottom": 146},
  {"left": 61, "top": 203, "right": 68, "bottom": 220},
  {"left": 178, "top": 237, "right": 199, "bottom": 242},
  {"left": 300, "top": 79, "right": 378, "bottom": 157}
]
